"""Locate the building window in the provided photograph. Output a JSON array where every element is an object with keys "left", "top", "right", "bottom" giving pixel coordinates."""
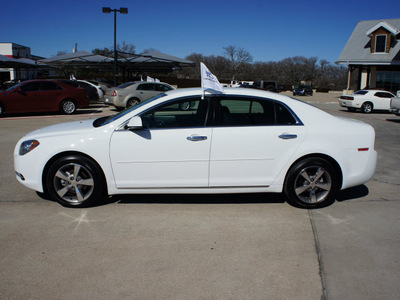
[
  {"left": 376, "top": 71, "right": 400, "bottom": 93},
  {"left": 375, "top": 35, "right": 387, "bottom": 53}
]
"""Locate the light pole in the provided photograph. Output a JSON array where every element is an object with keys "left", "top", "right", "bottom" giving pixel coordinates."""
[{"left": 102, "top": 7, "right": 128, "bottom": 86}]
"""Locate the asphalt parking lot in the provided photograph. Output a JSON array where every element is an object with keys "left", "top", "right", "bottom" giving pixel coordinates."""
[{"left": 1, "top": 93, "right": 399, "bottom": 299}]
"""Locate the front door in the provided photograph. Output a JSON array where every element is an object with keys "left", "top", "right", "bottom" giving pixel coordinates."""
[{"left": 110, "top": 97, "right": 211, "bottom": 188}]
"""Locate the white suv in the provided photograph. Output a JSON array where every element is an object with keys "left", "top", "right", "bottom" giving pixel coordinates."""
[{"left": 105, "top": 82, "right": 175, "bottom": 109}]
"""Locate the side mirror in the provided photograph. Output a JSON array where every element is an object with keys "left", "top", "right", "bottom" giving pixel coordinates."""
[{"left": 126, "top": 116, "right": 143, "bottom": 130}]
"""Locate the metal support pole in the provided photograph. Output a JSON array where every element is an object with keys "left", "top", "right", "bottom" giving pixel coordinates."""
[
  {"left": 102, "top": 7, "right": 128, "bottom": 86},
  {"left": 114, "top": 10, "right": 117, "bottom": 86}
]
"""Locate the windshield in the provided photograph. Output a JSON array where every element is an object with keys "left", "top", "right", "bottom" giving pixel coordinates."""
[
  {"left": 93, "top": 93, "right": 168, "bottom": 127},
  {"left": 5, "top": 82, "right": 24, "bottom": 92},
  {"left": 354, "top": 90, "right": 368, "bottom": 95},
  {"left": 117, "top": 82, "right": 136, "bottom": 89}
]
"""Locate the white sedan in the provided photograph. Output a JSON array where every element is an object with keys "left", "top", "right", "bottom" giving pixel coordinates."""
[
  {"left": 339, "top": 90, "right": 396, "bottom": 113},
  {"left": 14, "top": 88, "right": 377, "bottom": 209}
]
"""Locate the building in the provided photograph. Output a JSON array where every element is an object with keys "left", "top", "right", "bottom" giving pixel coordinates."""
[
  {"left": 337, "top": 19, "right": 400, "bottom": 94},
  {"left": 0, "top": 42, "right": 43, "bottom": 82}
]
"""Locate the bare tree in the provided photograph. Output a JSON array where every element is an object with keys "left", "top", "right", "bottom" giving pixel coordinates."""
[{"left": 223, "top": 46, "right": 253, "bottom": 80}]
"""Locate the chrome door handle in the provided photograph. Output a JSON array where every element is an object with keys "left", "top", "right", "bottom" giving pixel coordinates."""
[
  {"left": 279, "top": 134, "right": 297, "bottom": 140},
  {"left": 187, "top": 135, "right": 207, "bottom": 141}
]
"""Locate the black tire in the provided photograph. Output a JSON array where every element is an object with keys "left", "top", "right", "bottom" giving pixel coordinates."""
[
  {"left": 0, "top": 104, "right": 4, "bottom": 117},
  {"left": 347, "top": 107, "right": 356, "bottom": 112},
  {"left": 284, "top": 157, "right": 339, "bottom": 209},
  {"left": 126, "top": 98, "right": 139, "bottom": 108},
  {"left": 361, "top": 102, "right": 373, "bottom": 114},
  {"left": 179, "top": 101, "right": 191, "bottom": 111},
  {"left": 46, "top": 155, "right": 105, "bottom": 208},
  {"left": 60, "top": 99, "right": 76, "bottom": 114}
]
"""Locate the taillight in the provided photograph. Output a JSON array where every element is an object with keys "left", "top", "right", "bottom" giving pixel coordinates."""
[
  {"left": 111, "top": 90, "right": 117, "bottom": 97},
  {"left": 340, "top": 96, "right": 354, "bottom": 100}
]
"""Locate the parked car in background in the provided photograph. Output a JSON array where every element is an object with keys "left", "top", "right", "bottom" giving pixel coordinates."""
[
  {"left": 0, "top": 80, "right": 89, "bottom": 116},
  {"left": 390, "top": 96, "right": 400, "bottom": 116},
  {"left": 87, "top": 80, "right": 113, "bottom": 98},
  {"left": 339, "top": 90, "right": 396, "bottom": 113},
  {"left": 293, "top": 85, "right": 313, "bottom": 96},
  {"left": 14, "top": 87, "right": 377, "bottom": 209},
  {"left": 59, "top": 80, "right": 99, "bottom": 103},
  {"left": 104, "top": 81, "right": 175, "bottom": 109},
  {"left": 252, "top": 81, "right": 281, "bottom": 93},
  {"left": 77, "top": 80, "right": 105, "bottom": 100}
]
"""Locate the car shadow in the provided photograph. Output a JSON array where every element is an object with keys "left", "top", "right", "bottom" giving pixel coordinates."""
[
  {"left": 386, "top": 118, "right": 400, "bottom": 123},
  {"left": 104, "top": 193, "right": 287, "bottom": 206},
  {"left": 38, "top": 186, "right": 369, "bottom": 208},
  {"left": 336, "top": 184, "right": 369, "bottom": 202}
]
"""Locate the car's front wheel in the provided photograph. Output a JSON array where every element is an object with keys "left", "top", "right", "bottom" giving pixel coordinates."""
[
  {"left": 361, "top": 102, "right": 373, "bottom": 114},
  {"left": 60, "top": 99, "right": 76, "bottom": 114},
  {"left": 46, "top": 155, "right": 106, "bottom": 208},
  {"left": 284, "top": 157, "right": 339, "bottom": 209}
]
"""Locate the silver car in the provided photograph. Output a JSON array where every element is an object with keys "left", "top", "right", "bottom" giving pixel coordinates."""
[{"left": 104, "top": 81, "right": 175, "bottom": 109}]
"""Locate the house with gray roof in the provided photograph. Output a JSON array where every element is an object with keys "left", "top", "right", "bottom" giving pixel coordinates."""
[{"left": 337, "top": 19, "right": 400, "bottom": 94}]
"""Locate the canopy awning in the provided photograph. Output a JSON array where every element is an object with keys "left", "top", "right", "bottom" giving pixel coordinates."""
[{"left": 38, "top": 50, "right": 194, "bottom": 73}]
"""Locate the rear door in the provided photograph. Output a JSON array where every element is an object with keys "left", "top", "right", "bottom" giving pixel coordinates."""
[
  {"left": 136, "top": 83, "right": 160, "bottom": 102},
  {"left": 40, "top": 81, "right": 64, "bottom": 111},
  {"left": 209, "top": 96, "right": 307, "bottom": 187}
]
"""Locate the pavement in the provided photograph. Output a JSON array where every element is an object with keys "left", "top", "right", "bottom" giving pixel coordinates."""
[{"left": 0, "top": 93, "right": 399, "bottom": 299}]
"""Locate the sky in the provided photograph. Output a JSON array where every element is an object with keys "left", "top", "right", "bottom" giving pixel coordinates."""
[{"left": 1, "top": 0, "right": 400, "bottom": 64}]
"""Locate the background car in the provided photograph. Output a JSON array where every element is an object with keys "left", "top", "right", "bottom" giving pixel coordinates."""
[
  {"left": 0, "top": 79, "right": 89, "bottom": 116},
  {"left": 104, "top": 81, "right": 175, "bottom": 109},
  {"left": 59, "top": 80, "right": 100, "bottom": 103},
  {"left": 293, "top": 85, "right": 313, "bottom": 96},
  {"left": 339, "top": 90, "right": 396, "bottom": 113},
  {"left": 76, "top": 80, "right": 105, "bottom": 101},
  {"left": 14, "top": 88, "right": 377, "bottom": 209}
]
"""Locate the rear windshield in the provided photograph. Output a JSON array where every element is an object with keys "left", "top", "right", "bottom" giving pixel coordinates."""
[
  {"left": 117, "top": 82, "right": 136, "bottom": 89},
  {"left": 354, "top": 90, "right": 368, "bottom": 95}
]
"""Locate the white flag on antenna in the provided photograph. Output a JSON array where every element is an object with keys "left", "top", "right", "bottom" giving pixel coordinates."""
[{"left": 201, "top": 62, "right": 224, "bottom": 95}]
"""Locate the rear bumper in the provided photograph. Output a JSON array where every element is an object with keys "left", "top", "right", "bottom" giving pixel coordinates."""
[{"left": 338, "top": 99, "right": 357, "bottom": 108}]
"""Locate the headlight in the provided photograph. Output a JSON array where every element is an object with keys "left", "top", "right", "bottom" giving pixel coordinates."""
[{"left": 19, "top": 140, "right": 40, "bottom": 155}]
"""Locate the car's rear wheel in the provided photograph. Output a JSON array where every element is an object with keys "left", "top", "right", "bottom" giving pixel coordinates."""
[
  {"left": 46, "top": 155, "right": 105, "bottom": 208},
  {"left": 361, "top": 102, "right": 373, "bottom": 114},
  {"left": 126, "top": 98, "right": 139, "bottom": 108},
  {"left": 60, "top": 99, "right": 76, "bottom": 114},
  {"left": 179, "top": 101, "right": 191, "bottom": 111},
  {"left": 284, "top": 157, "right": 339, "bottom": 209},
  {"left": 0, "top": 104, "right": 3, "bottom": 117}
]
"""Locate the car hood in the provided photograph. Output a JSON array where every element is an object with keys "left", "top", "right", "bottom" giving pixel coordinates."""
[{"left": 23, "top": 119, "right": 96, "bottom": 139}]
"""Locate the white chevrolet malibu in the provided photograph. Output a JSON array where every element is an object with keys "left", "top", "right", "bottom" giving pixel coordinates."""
[{"left": 14, "top": 88, "right": 377, "bottom": 209}]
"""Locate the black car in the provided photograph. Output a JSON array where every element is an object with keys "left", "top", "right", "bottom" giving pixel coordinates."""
[{"left": 293, "top": 85, "right": 313, "bottom": 96}]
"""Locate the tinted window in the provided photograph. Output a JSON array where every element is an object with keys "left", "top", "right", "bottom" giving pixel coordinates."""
[
  {"left": 354, "top": 90, "right": 368, "bottom": 95},
  {"left": 137, "top": 84, "right": 155, "bottom": 91},
  {"left": 275, "top": 102, "right": 297, "bottom": 125},
  {"left": 118, "top": 82, "right": 135, "bottom": 89},
  {"left": 213, "top": 97, "right": 297, "bottom": 126},
  {"left": 375, "top": 92, "right": 393, "bottom": 98},
  {"left": 155, "top": 84, "right": 173, "bottom": 92},
  {"left": 141, "top": 97, "right": 208, "bottom": 129},
  {"left": 21, "top": 82, "right": 41, "bottom": 92},
  {"left": 41, "top": 82, "right": 60, "bottom": 91}
]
